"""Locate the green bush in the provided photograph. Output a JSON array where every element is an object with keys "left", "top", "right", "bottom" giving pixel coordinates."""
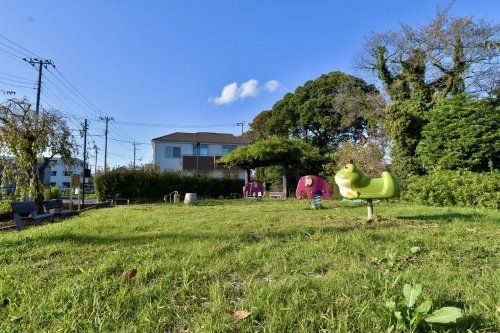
[
  {"left": 43, "top": 186, "right": 60, "bottom": 200},
  {"left": 416, "top": 94, "right": 500, "bottom": 172},
  {"left": 94, "top": 169, "right": 245, "bottom": 201},
  {"left": 403, "top": 170, "right": 499, "bottom": 209},
  {"left": 0, "top": 200, "right": 12, "bottom": 222}
]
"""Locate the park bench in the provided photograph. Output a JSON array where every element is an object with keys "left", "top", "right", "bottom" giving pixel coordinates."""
[
  {"left": 269, "top": 192, "right": 284, "bottom": 199},
  {"left": 10, "top": 201, "right": 54, "bottom": 231},
  {"left": 44, "top": 199, "right": 77, "bottom": 217}
]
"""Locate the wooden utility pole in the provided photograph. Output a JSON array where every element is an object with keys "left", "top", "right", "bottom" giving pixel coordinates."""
[
  {"left": 133, "top": 140, "right": 137, "bottom": 169},
  {"left": 81, "top": 119, "right": 88, "bottom": 209},
  {"left": 93, "top": 141, "right": 99, "bottom": 175},
  {"left": 236, "top": 121, "right": 246, "bottom": 136},
  {"left": 23, "top": 58, "right": 54, "bottom": 120},
  {"left": 99, "top": 116, "right": 114, "bottom": 172}
]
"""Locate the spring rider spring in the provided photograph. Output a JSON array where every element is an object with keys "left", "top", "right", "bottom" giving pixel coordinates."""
[{"left": 334, "top": 163, "right": 399, "bottom": 220}]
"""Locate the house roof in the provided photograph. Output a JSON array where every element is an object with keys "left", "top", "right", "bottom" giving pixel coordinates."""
[{"left": 152, "top": 132, "right": 249, "bottom": 144}]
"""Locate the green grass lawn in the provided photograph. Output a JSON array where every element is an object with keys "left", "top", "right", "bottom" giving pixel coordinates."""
[{"left": 0, "top": 200, "right": 498, "bottom": 332}]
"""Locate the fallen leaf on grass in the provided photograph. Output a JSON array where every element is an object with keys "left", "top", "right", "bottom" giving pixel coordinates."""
[
  {"left": 123, "top": 268, "right": 138, "bottom": 283},
  {"left": 466, "top": 228, "right": 477, "bottom": 233},
  {"left": 496, "top": 305, "right": 500, "bottom": 312},
  {"left": 231, "top": 310, "right": 251, "bottom": 319}
]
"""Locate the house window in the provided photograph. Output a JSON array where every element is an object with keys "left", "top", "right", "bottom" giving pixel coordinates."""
[
  {"left": 193, "top": 144, "right": 208, "bottom": 156},
  {"left": 63, "top": 170, "right": 72, "bottom": 176},
  {"left": 51, "top": 170, "right": 57, "bottom": 176},
  {"left": 222, "top": 145, "right": 237, "bottom": 155},
  {"left": 62, "top": 182, "right": 71, "bottom": 188},
  {"left": 165, "top": 146, "right": 181, "bottom": 158}
]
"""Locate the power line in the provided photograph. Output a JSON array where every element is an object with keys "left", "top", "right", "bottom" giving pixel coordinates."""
[
  {"left": 23, "top": 58, "right": 55, "bottom": 117},
  {"left": 0, "top": 80, "right": 35, "bottom": 89},
  {"left": 0, "top": 33, "right": 40, "bottom": 58},
  {"left": 0, "top": 47, "right": 23, "bottom": 60},
  {"left": 0, "top": 74, "right": 36, "bottom": 85}
]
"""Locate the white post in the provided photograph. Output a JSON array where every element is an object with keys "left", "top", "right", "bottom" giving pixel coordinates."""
[
  {"left": 367, "top": 199, "right": 374, "bottom": 221},
  {"left": 69, "top": 184, "right": 73, "bottom": 211}
]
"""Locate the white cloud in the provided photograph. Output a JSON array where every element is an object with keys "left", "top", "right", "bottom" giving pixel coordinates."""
[
  {"left": 238, "top": 79, "right": 259, "bottom": 98},
  {"left": 210, "top": 79, "right": 280, "bottom": 105},
  {"left": 264, "top": 80, "right": 280, "bottom": 92},
  {"left": 211, "top": 82, "right": 239, "bottom": 105}
]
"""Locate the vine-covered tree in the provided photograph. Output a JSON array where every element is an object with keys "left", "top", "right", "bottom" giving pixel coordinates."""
[
  {"left": 248, "top": 71, "right": 384, "bottom": 154},
  {"left": 359, "top": 7, "right": 499, "bottom": 181},
  {"left": 416, "top": 94, "right": 500, "bottom": 172},
  {"left": 0, "top": 99, "right": 77, "bottom": 210}
]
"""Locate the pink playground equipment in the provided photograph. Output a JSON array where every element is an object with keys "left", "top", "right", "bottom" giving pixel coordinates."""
[
  {"left": 295, "top": 175, "right": 330, "bottom": 199},
  {"left": 244, "top": 182, "right": 264, "bottom": 198}
]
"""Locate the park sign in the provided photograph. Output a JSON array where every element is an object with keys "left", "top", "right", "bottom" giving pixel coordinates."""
[{"left": 71, "top": 174, "right": 80, "bottom": 188}]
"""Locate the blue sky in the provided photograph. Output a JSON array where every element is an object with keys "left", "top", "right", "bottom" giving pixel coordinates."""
[{"left": 1, "top": 1, "right": 498, "bottom": 168}]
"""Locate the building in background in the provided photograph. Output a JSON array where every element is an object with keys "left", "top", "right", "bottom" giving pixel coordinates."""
[
  {"left": 152, "top": 132, "right": 249, "bottom": 178},
  {"left": 0, "top": 156, "right": 89, "bottom": 193},
  {"left": 47, "top": 157, "right": 88, "bottom": 189}
]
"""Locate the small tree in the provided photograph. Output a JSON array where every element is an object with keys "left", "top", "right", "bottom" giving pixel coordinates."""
[
  {"left": 416, "top": 94, "right": 500, "bottom": 172},
  {"left": 0, "top": 99, "right": 77, "bottom": 210}
]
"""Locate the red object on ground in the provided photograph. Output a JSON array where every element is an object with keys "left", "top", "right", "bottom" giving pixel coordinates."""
[{"left": 295, "top": 175, "right": 330, "bottom": 199}]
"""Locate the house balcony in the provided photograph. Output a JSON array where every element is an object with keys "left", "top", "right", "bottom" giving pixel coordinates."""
[{"left": 181, "top": 155, "right": 238, "bottom": 171}]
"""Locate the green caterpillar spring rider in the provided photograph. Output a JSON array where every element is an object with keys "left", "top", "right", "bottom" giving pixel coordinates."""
[{"left": 334, "top": 162, "right": 400, "bottom": 220}]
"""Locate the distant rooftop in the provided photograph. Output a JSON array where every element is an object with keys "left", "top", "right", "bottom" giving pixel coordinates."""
[{"left": 152, "top": 132, "right": 249, "bottom": 144}]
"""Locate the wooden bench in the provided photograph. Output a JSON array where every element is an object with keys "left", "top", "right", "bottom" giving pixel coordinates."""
[
  {"left": 10, "top": 201, "right": 54, "bottom": 231},
  {"left": 44, "top": 199, "right": 77, "bottom": 217},
  {"left": 269, "top": 192, "right": 284, "bottom": 199}
]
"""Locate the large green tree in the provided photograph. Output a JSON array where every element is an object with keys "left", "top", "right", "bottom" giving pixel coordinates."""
[
  {"left": 359, "top": 7, "right": 499, "bottom": 181},
  {"left": 247, "top": 71, "right": 384, "bottom": 154},
  {"left": 0, "top": 99, "right": 77, "bottom": 210},
  {"left": 416, "top": 94, "right": 500, "bottom": 172}
]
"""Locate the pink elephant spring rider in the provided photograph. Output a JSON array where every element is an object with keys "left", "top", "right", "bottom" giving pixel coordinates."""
[
  {"left": 244, "top": 182, "right": 264, "bottom": 198},
  {"left": 295, "top": 175, "right": 330, "bottom": 200}
]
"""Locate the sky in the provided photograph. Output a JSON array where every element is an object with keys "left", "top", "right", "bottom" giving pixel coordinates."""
[{"left": 0, "top": 0, "right": 498, "bottom": 169}]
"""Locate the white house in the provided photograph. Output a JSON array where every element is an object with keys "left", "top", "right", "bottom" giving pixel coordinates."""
[
  {"left": 152, "top": 132, "right": 249, "bottom": 178},
  {"left": 48, "top": 157, "right": 87, "bottom": 189}
]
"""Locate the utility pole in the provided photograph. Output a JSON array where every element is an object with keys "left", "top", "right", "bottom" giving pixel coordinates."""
[
  {"left": 23, "top": 58, "right": 55, "bottom": 117},
  {"left": 81, "top": 119, "right": 88, "bottom": 209},
  {"left": 133, "top": 141, "right": 138, "bottom": 169},
  {"left": 236, "top": 121, "right": 246, "bottom": 137},
  {"left": 99, "top": 116, "right": 114, "bottom": 172},
  {"left": 93, "top": 141, "right": 99, "bottom": 175}
]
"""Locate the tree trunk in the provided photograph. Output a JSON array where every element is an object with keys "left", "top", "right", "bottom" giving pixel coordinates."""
[{"left": 282, "top": 164, "right": 289, "bottom": 199}]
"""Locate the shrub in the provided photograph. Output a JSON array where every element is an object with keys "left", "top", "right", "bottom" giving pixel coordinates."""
[
  {"left": 0, "top": 200, "right": 12, "bottom": 222},
  {"left": 94, "top": 169, "right": 245, "bottom": 201},
  {"left": 416, "top": 94, "right": 500, "bottom": 172},
  {"left": 43, "top": 186, "right": 60, "bottom": 200},
  {"left": 404, "top": 170, "right": 499, "bottom": 209}
]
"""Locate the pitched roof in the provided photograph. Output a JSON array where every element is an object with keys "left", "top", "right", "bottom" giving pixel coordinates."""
[{"left": 152, "top": 132, "right": 249, "bottom": 144}]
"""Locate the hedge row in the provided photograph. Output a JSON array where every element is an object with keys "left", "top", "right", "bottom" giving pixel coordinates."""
[
  {"left": 94, "top": 169, "right": 245, "bottom": 201},
  {"left": 403, "top": 170, "right": 499, "bottom": 209},
  {"left": 0, "top": 200, "right": 12, "bottom": 222}
]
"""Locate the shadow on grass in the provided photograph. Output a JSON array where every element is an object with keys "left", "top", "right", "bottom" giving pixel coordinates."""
[
  {"left": 1, "top": 218, "right": 433, "bottom": 249},
  {"left": 397, "top": 212, "right": 484, "bottom": 222}
]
